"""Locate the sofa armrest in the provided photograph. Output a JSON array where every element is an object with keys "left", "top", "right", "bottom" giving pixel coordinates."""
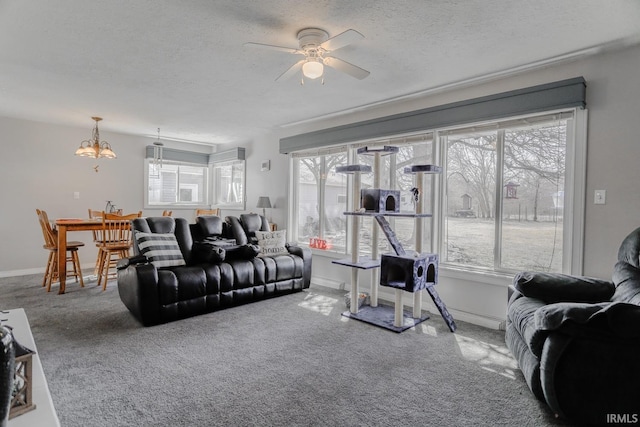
[
  {"left": 116, "top": 263, "right": 162, "bottom": 326},
  {"left": 514, "top": 271, "right": 614, "bottom": 304},
  {"left": 535, "top": 301, "right": 640, "bottom": 338},
  {"left": 116, "top": 254, "right": 149, "bottom": 270},
  {"left": 286, "top": 243, "right": 312, "bottom": 289}
]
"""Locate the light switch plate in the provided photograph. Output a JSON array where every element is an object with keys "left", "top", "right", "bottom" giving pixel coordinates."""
[{"left": 594, "top": 190, "right": 606, "bottom": 205}]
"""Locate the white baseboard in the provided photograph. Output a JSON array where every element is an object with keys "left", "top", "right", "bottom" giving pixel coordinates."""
[
  {"left": 310, "top": 275, "right": 504, "bottom": 330},
  {"left": 0, "top": 263, "right": 95, "bottom": 279},
  {"left": 0, "top": 267, "right": 44, "bottom": 278},
  {"left": 311, "top": 276, "right": 346, "bottom": 291}
]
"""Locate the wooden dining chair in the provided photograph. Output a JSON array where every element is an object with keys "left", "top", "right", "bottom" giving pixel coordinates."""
[
  {"left": 95, "top": 211, "right": 142, "bottom": 290},
  {"left": 195, "top": 208, "right": 220, "bottom": 217},
  {"left": 36, "top": 209, "right": 85, "bottom": 292},
  {"left": 88, "top": 209, "right": 104, "bottom": 275},
  {"left": 162, "top": 210, "right": 172, "bottom": 216}
]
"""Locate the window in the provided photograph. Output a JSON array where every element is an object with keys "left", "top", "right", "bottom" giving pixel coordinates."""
[
  {"left": 293, "top": 150, "right": 348, "bottom": 252},
  {"left": 290, "top": 137, "right": 434, "bottom": 254},
  {"left": 441, "top": 113, "right": 572, "bottom": 273},
  {"left": 212, "top": 159, "right": 245, "bottom": 209},
  {"left": 356, "top": 139, "right": 434, "bottom": 254},
  {"left": 288, "top": 109, "right": 585, "bottom": 275},
  {"left": 145, "top": 160, "right": 209, "bottom": 207}
]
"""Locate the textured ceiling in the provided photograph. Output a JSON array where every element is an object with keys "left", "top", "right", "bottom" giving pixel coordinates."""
[{"left": 0, "top": 0, "right": 639, "bottom": 145}]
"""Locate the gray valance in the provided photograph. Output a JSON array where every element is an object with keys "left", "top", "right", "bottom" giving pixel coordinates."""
[
  {"left": 145, "top": 146, "right": 210, "bottom": 165},
  {"left": 145, "top": 146, "right": 245, "bottom": 165},
  {"left": 209, "top": 147, "right": 245, "bottom": 163},
  {"left": 279, "top": 77, "right": 586, "bottom": 154}
]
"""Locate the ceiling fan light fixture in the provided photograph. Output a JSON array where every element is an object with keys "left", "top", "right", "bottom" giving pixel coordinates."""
[
  {"left": 302, "top": 60, "right": 324, "bottom": 79},
  {"left": 246, "top": 27, "right": 369, "bottom": 82}
]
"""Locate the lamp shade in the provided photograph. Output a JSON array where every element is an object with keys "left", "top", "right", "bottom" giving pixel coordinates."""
[
  {"left": 99, "top": 143, "right": 117, "bottom": 159},
  {"left": 302, "top": 60, "right": 324, "bottom": 79},
  {"left": 256, "top": 197, "right": 272, "bottom": 209}
]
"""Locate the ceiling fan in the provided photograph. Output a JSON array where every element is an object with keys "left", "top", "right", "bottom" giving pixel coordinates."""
[{"left": 244, "top": 28, "right": 370, "bottom": 83}]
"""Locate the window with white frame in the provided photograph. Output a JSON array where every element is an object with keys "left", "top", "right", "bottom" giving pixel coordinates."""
[
  {"left": 356, "top": 138, "right": 434, "bottom": 254},
  {"left": 288, "top": 108, "right": 585, "bottom": 275},
  {"left": 290, "top": 137, "right": 434, "bottom": 255},
  {"left": 293, "top": 149, "right": 348, "bottom": 252},
  {"left": 440, "top": 112, "right": 575, "bottom": 273},
  {"left": 212, "top": 159, "right": 245, "bottom": 209},
  {"left": 145, "top": 159, "right": 209, "bottom": 207}
]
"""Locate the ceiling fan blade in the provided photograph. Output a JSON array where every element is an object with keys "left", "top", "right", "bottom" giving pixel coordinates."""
[
  {"left": 243, "top": 42, "right": 301, "bottom": 54},
  {"left": 275, "top": 59, "right": 305, "bottom": 81},
  {"left": 320, "top": 29, "right": 364, "bottom": 51},
  {"left": 323, "top": 56, "right": 370, "bottom": 80}
]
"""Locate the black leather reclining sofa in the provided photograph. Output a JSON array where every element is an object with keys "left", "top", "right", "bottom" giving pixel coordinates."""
[{"left": 117, "top": 214, "right": 312, "bottom": 326}]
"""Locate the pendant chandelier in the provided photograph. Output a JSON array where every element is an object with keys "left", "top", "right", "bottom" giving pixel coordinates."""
[
  {"left": 153, "top": 127, "right": 164, "bottom": 167},
  {"left": 74, "top": 117, "right": 116, "bottom": 159}
]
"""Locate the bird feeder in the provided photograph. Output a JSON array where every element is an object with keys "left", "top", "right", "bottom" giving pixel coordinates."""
[{"left": 504, "top": 181, "right": 520, "bottom": 199}]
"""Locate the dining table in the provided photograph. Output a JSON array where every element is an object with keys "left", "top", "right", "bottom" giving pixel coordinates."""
[{"left": 54, "top": 218, "right": 104, "bottom": 294}]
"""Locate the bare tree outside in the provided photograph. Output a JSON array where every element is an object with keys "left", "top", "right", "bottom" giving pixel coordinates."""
[
  {"left": 444, "top": 120, "right": 567, "bottom": 272},
  {"left": 297, "top": 153, "right": 348, "bottom": 249}
]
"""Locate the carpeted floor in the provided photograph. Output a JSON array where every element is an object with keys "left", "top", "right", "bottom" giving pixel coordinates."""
[{"left": 1, "top": 274, "right": 572, "bottom": 426}]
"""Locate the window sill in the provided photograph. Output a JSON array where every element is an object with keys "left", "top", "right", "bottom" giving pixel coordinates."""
[
  {"left": 304, "top": 248, "right": 348, "bottom": 259},
  {"left": 439, "top": 265, "right": 513, "bottom": 288}
]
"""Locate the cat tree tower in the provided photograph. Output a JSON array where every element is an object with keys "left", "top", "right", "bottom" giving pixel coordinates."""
[{"left": 332, "top": 147, "right": 456, "bottom": 333}]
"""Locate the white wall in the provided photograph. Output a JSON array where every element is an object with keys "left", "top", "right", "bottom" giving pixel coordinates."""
[
  {"left": 0, "top": 118, "right": 211, "bottom": 275},
  {"left": 2, "top": 44, "right": 639, "bottom": 328},
  {"left": 222, "top": 130, "right": 290, "bottom": 228}
]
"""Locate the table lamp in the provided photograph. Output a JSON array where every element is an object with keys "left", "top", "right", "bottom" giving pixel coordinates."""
[{"left": 256, "top": 196, "right": 272, "bottom": 218}]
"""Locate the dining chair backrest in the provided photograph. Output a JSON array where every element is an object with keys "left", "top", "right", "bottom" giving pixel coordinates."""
[
  {"left": 162, "top": 210, "right": 172, "bottom": 217},
  {"left": 104, "top": 211, "right": 142, "bottom": 220},
  {"left": 88, "top": 209, "right": 102, "bottom": 219},
  {"left": 98, "top": 211, "right": 142, "bottom": 244},
  {"left": 88, "top": 209, "right": 103, "bottom": 242},
  {"left": 36, "top": 208, "right": 57, "bottom": 249},
  {"left": 195, "top": 208, "right": 220, "bottom": 217}
]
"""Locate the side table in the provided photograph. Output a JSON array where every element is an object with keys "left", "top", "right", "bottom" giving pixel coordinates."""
[{"left": 2, "top": 309, "right": 60, "bottom": 427}]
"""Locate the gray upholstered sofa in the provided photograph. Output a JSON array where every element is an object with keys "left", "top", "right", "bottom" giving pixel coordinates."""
[{"left": 505, "top": 227, "right": 640, "bottom": 424}]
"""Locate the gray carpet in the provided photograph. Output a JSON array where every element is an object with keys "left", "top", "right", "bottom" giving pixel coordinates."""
[{"left": 0, "top": 274, "right": 572, "bottom": 427}]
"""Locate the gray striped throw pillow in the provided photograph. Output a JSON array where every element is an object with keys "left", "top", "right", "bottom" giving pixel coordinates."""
[{"left": 135, "top": 231, "right": 186, "bottom": 268}]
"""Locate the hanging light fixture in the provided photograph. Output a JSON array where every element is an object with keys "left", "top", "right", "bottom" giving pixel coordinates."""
[
  {"left": 301, "top": 45, "right": 325, "bottom": 80},
  {"left": 302, "top": 58, "right": 324, "bottom": 80},
  {"left": 153, "top": 127, "right": 164, "bottom": 168},
  {"left": 74, "top": 117, "right": 116, "bottom": 159}
]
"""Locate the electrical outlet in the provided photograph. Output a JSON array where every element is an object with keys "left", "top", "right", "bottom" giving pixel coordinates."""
[
  {"left": 73, "top": 191, "right": 80, "bottom": 200},
  {"left": 594, "top": 190, "right": 606, "bottom": 205}
]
